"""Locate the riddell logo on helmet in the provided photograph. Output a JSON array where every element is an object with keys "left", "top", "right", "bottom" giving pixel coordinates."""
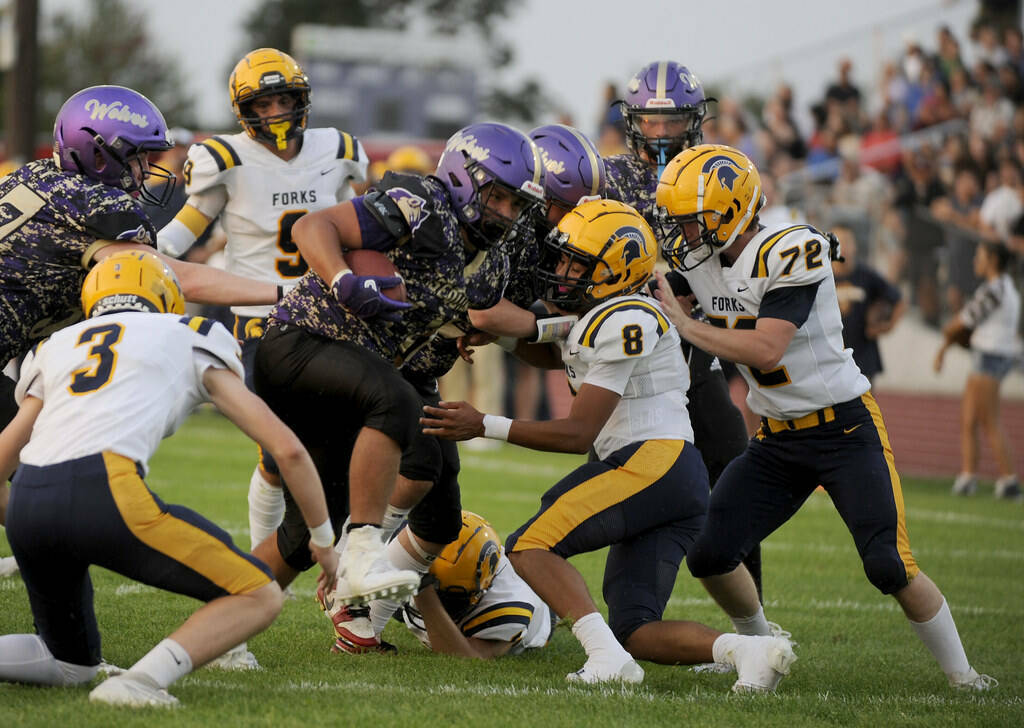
[
  {"left": 645, "top": 98, "right": 676, "bottom": 108},
  {"left": 445, "top": 131, "right": 490, "bottom": 162},
  {"left": 84, "top": 99, "right": 149, "bottom": 128}
]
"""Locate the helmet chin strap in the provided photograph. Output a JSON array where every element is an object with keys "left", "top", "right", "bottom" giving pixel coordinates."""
[{"left": 268, "top": 121, "right": 291, "bottom": 150}]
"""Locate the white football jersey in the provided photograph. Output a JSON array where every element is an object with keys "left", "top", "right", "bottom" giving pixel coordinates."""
[
  {"left": 680, "top": 224, "right": 870, "bottom": 420},
  {"left": 559, "top": 294, "right": 692, "bottom": 459},
  {"left": 16, "top": 312, "right": 243, "bottom": 475},
  {"left": 406, "top": 554, "right": 552, "bottom": 654},
  {"left": 180, "top": 128, "right": 368, "bottom": 317}
]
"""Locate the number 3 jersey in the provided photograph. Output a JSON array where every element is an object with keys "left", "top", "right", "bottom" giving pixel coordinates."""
[
  {"left": 679, "top": 224, "right": 869, "bottom": 420},
  {"left": 15, "top": 312, "right": 243, "bottom": 474},
  {"left": 559, "top": 294, "right": 693, "bottom": 459},
  {"left": 176, "top": 128, "right": 368, "bottom": 318}
]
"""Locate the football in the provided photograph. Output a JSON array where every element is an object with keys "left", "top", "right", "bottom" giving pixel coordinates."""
[{"left": 344, "top": 249, "right": 407, "bottom": 302}]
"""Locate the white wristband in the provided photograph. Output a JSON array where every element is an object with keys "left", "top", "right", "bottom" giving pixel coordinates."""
[
  {"left": 330, "top": 269, "right": 353, "bottom": 288},
  {"left": 482, "top": 414, "right": 513, "bottom": 441},
  {"left": 308, "top": 518, "right": 335, "bottom": 548}
]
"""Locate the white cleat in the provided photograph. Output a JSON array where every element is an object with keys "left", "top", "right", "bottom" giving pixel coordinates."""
[
  {"left": 690, "top": 662, "right": 734, "bottom": 674},
  {"left": 718, "top": 634, "right": 797, "bottom": 693},
  {"left": 952, "top": 473, "right": 978, "bottom": 496},
  {"left": 332, "top": 526, "right": 419, "bottom": 606},
  {"left": 97, "top": 660, "right": 125, "bottom": 677},
  {"left": 205, "top": 642, "right": 260, "bottom": 671},
  {"left": 949, "top": 668, "right": 998, "bottom": 691},
  {"left": 566, "top": 658, "right": 645, "bottom": 685},
  {"left": 0, "top": 556, "right": 19, "bottom": 578},
  {"left": 88, "top": 672, "right": 179, "bottom": 708}
]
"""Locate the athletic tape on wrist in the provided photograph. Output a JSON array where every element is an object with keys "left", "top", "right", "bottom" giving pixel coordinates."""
[
  {"left": 308, "top": 519, "right": 335, "bottom": 548},
  {"left": 482, "top": 414, "right": 513, "bottom": 441}
]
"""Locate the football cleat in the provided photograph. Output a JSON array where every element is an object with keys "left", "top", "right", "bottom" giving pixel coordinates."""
[
  {"left": 952, "top": 473, "right": 978, "bottom": 496},
  {"left": 690, "top": 661, "right": 734, "bottom": 675},
  {"left": 204, "top": 642, "right": 260, "bottom": 671},
  {"left": 332, "top": 526, "right": 419, "bottom": 606},
  {"left": 88, "top": 672, "right": 179, "bottom": 708},
  {"left": 994, "top": 477, "right": 1022, "bottom": 501},
  {"left": 566, "top": 658, "right": 645, "bottom": 685},
  {"left": 949, "top": 668, "right": 998, "bottom": 691},
  {"left": 0, "top": 556, "right": 19, "bottom": 578},
  {"left": 97, "top": 660, "right": 126, "bottom": 677},
  {"left": 316, "top": 585, "right": 394, "bottom": 653},
  {"left": 715, "top": 634, "right": 797, "bottom": 693}
]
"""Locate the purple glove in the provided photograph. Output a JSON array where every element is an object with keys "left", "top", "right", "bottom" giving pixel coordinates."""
[{"left": 331, "top": 272, "right": 411, "bottom": 322}]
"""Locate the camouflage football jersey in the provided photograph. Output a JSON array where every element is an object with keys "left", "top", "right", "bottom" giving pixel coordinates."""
[
  {"left": 270, "top": 172, "right": 469, "bottom": 365},
  {"left": 0, "top": 159, "right": 155, "bottom": 362}
]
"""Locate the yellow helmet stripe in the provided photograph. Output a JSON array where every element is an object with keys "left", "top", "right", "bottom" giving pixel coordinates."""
[
  {"left": 753, "top": 224, "right": 811, "bottom": 278},
  {"left": 656, "top": 60, "right": 668, "bottom": 99},
  {"left": 201, "top": 137, "right": 241, "bottom": 172},
  {"left": 560, "top": 124, "right": 601, "bottom": 197},
  {"left": 580, "top": 300, "right": 668, "bottom": 347}
]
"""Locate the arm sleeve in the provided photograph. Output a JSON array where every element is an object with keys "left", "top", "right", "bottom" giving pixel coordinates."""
[
  {"left": 758, "top": 281, "right": 821, "bottom": 327},
  {"left": 352, "top": 197, "right": 402, "bottom": 251}
]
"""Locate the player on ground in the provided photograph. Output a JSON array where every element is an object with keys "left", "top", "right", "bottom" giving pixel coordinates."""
[
  {"left": 423, "top": 200, "right": 796, "bottom": 691},
  {"left": 155, "top": 48, "right": 369, "bottom": 555},
  {"left": 0, "top": 251, "right": 337, "bottom": 707},
  {"left": 251, "top": 122, "right": 545, "bottom": 611},
  {"left": 603, "top": 62, "right": 760, "bottom": 599},
  {"left": 0, "top": 85, "right": 285, "bottom": 433},
  {"left": 357, "top": 511, "right": 552, "bottom": 658},
  {"left": 654, "top": 144, "right": 995, "bottom": 691}
]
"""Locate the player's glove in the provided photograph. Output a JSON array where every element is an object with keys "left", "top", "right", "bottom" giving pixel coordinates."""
[{"left": 332, "top": 271, "right": 411, "bottom": 323}]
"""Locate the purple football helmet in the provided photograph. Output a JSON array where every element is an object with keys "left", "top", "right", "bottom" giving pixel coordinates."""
[
  {"left": 53, "top": 85, "right": 176, "bottom": 207},
  {"left": 435, "top": 122, "right": 546, "bottom": 249},
  {"left": 619, "top": 61, "right": 709, "bottom": 175},
  {"left": 529, "top": 124, "right": 606, "bottom": 224}
]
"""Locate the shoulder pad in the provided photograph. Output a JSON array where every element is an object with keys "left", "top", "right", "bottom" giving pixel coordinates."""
[
  {"left": 363, "top": 172, "right": 435, "bottom": 239},
  {"left": 578, "top": 298, "right": 669, "bottom": 361},
  {"left": 180, "top": 315, "right": 244, "bottom": 378},
  {"left": 750, "top": 225, "right": 830, "bottom": 284},
  {"left": 461, "top": 601, "right": 534, "bottom": 640},
  {"left": 185, "top": 136, "right": 240, "bottom": 195},
  {"left": 336, "top": 130, "right": 361, "bottom": 162}
]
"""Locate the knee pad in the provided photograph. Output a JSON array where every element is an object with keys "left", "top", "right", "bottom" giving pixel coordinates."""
[{"left": 861, "top": 547, "right": 910, "bottom": 595}]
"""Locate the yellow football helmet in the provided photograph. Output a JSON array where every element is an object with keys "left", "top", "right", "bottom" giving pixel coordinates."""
[
  {"left": 536, "top": 198, "right": 656, "bottom": 313},
  {"left": 430, "top": 511, "right": 502, "bottom": 619},
  {"left": 385, "top": 145, "right": 434, "bottom": 175},
  {"left": 82, "top": 250, "right": 185, "bottom": 318},
  {"left": 655, "top": 144, "right": 765, "bottom": 270},
  {"left": 229, "top": 48, "right": 311, "bottom": 150}
]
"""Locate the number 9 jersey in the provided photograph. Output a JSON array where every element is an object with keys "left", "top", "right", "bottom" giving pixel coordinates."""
[
  {"left": 680, "top": 224, "right": 869, "bottom": 420},
  {"left": 559, "top": 294, "right": 693, "bottom": 459},
  {"left": 180, "top": 128, "right": 368, "bottom": 318}
]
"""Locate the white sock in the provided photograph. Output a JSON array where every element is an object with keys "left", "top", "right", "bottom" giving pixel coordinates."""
[
  {"left": 909, "top": 598, "right": 971, "bottom": 676},
  {"left": 731, "top": 605, "right": 771, "bottom": 636},
  {"left": 247, "top": 468, "right": 284, "bottom": 550},
  {"left": 380, "top": 504, "right": 412, "bottom": 542},
  {"left": 0, "top": 634, "right": 97, "bottom": 686},
  {"left": 571, "top": 612, "right": 632, "bottom": 665},
  {"left": 369, "top": 533, "right": 432, "bottom": 635},
  {"left": 129, "top": 638, "right": 192, "bottom": 689}
]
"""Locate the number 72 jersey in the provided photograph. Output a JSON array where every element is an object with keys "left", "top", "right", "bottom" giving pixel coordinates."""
[{"left": 680, "top": 224, "right": 868, "bottom": 420}]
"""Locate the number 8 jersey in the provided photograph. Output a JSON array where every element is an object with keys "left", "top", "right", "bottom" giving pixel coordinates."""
[
  {"left": 181, "top": 128, "right": 368, "bottom": 318},
  {"left": 680, "top": 224, "right": 869, "bottom": 420},
  {"left": 558, "top": 294, "right": 693, "bottom": 459}
]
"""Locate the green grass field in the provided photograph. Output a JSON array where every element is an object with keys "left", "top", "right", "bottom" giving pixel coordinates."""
[{"left": 1, "top": 408, "right": 1022, "bottom": 727}]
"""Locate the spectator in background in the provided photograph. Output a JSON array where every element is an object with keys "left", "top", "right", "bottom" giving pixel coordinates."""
[
  {"left": 934, "top": 241, "right": 1022, "bottom": 500},
  {"left": 948, "top": 67, "right": 980, "bottom": 118},
  {"left": 934, "top": 25, "right": 965, "bottom": 83},
  {"left": 825, "top": 58, "right": 862, "bottom": 132},
  {"left": 1005, "top": 27, "right": 1024, "bottom": 78},
  {"left": 860, "top": 108, "right": 902, "bottom": 176},
  {"left": 932, "top": 166, "right": 984, "bottom": 313},
  {"left": 969, "top": 80, "right": 1015, "bottom": 142},
  {"left": 832, "top": 226, "right": 906, "bottom": 384},
  {"left": 972, "top": 24, "right": 1008, "bottom": 69},
  {"left": 979, "top": 159, "right": 1023, "bottom": 241},
  {"left": 893, "top": 148, "right": 947, "bottom": 326}
]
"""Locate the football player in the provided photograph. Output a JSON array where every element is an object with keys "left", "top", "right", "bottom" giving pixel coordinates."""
[
  {"left": 423, "top": 200, "right": 796, "bottom": 691},
  {"left": 353, "top": 512, "right": 552, "bottom": 658},
  {"left": 654, "top": 145, "right": 995, "bottom": 691},
  {"left": 0, "top": 251, "right": 337, "bottom": 707},
  {"left": 603, "top": 62, "right": 761, "bottom": 598},
  {"left": 0, "top": 85, "right": 287, "bottom": 434},
  {"left": 250, "top": 122, "right": 545, "bottom": 612},
  {"left": 155, "top": 48, "right": 369, "bottom": 556},
  {"left": 319, "top": 125, "right": 598, "bottom": 655}
]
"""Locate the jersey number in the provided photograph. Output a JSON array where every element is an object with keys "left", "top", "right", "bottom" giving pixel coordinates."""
[
  {"left": 275, "top": 210, "right": 309, "bottom": 278},
  {"left": 68, "top": 323, "right": 124, "bottom": 395},
  {"left": 778, "top": 240, "right": 823, "bottom": 275},
  {"left": 706, "top": 315, "right": 791, "bottom": 388},
  {"left": 622, "top": 324, "right": 644, "bottom": 356}
]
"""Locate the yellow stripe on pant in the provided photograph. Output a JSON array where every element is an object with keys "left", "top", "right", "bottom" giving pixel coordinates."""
[
  {"left": 102, "top": 451, "right": 271, "bottom": 594},
  {"left": 861, "top": 393, "right": 919, "bottom": 580},
  {"left": 512, "top": 440, "right": 685, "bottom": 552}
]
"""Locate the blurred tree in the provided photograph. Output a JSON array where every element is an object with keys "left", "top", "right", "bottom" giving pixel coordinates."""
[
  {"left": 0, "top": 0, "right": 196, "bottom": 142},
  {"left": 241, "top": 0, "right": 550, "bottom": 124}
]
